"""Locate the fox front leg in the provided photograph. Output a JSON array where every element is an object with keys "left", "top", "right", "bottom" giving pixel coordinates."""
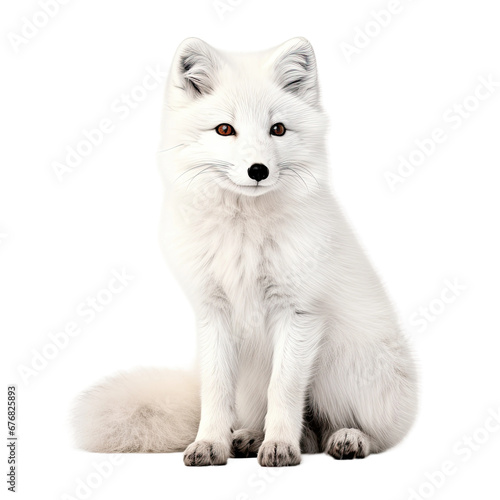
[
  {"left": 258, "top": 309, "right": 323, "bottom": 467},
  {"left": 184, "top": 305, "right": 237, "bottom": 466}
]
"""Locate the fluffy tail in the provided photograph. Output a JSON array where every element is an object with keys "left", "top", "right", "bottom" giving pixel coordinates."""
[{"left": 72, "top": 368, "right": 200, "bottom": 453}]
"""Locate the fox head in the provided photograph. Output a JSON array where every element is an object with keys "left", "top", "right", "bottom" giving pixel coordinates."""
[{"left": 158, "top": 38, "right": 328, "bottom": 201}]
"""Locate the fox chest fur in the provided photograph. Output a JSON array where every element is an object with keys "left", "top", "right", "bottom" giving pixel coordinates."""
[{"left": 167, "top": 194, "right": 322, "bottom": 334}]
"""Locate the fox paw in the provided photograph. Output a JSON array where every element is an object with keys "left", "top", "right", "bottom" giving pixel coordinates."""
[
  {"left": 326, "top": 429, "right": 370, "bottom": 460},
  {"left": 183, "top": 440, "right": 229, "bottom": 466},
  {"left": 257, "top": 441, "right": 301, "bottom": 467},
  {"left": 232, "top": 429, "right": 264, "bottom": 458}
]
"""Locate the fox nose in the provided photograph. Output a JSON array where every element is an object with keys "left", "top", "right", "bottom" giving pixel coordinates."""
[{"left": 247, "top": 163, "right": 269, "bottom": 182}]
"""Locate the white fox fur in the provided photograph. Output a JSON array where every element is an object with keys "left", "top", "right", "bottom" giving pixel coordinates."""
[{"left": 73, "top": 37, "right": 418, "bottom": 466}]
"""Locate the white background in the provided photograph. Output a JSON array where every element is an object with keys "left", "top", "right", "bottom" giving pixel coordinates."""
[{"left": 1, "top": 0, "right": 500, "bottom": 499}]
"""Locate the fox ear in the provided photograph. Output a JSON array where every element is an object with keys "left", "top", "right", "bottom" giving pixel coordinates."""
[
  {"left": 269, "top": 37, "right": 319, "bottom": 106},
  {"left": 174, "top": 38, "right": 221, "bottom": 98}
]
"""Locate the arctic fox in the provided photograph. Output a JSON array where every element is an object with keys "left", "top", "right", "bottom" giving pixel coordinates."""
[{"left": 73, "top": 37, "right": 418, "bottom": 466}]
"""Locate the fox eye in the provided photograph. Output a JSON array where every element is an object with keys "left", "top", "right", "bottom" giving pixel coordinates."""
[
  {"left": 270, "top": 123, "right": 286, "bottom": 136},
  {"left": 216, "top": 123, "right": 235, "bottom": 136}
]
